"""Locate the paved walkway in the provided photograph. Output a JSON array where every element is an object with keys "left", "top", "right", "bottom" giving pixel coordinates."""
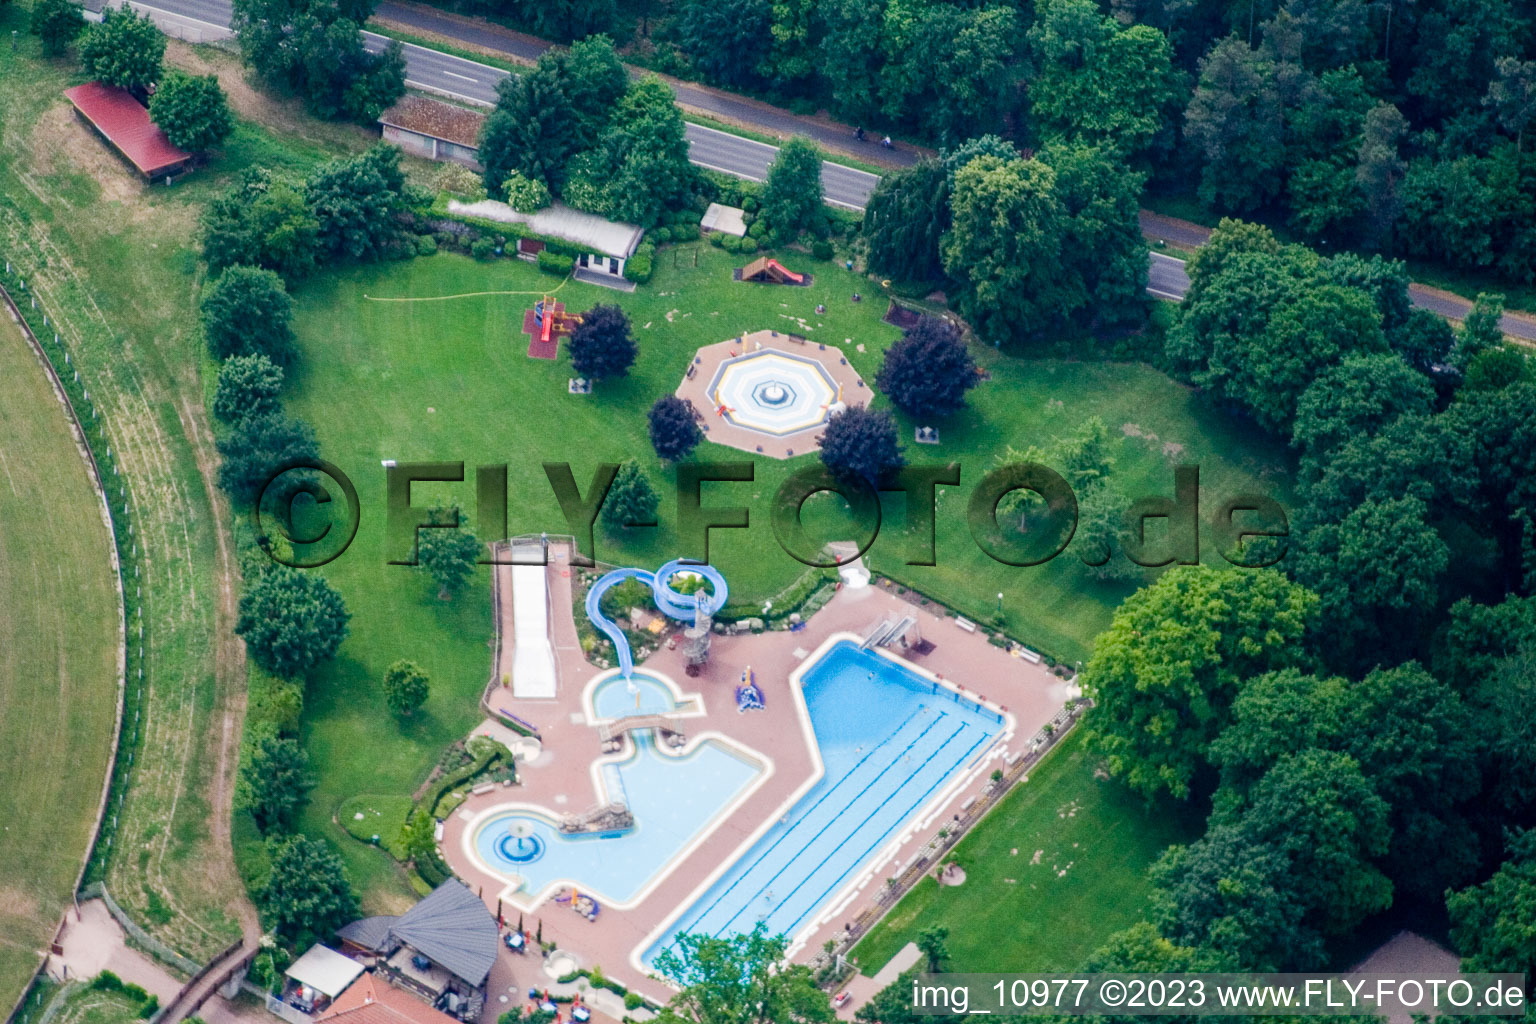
[{"left": 45, "top": 900, "right": 182, "bottom": 998}]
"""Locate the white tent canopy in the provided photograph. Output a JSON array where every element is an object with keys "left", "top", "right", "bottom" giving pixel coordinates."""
[{"left": 285, "top": 945, "right": 364, "bottom": 998}]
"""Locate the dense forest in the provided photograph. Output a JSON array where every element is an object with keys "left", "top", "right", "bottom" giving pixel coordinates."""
[{"left": 427, "top": 0, "right": 1536, "bottom": 290}]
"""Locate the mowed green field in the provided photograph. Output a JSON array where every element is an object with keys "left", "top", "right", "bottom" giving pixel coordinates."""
[
  {"left": 851, "top": 728, "right": 1201, "bottom": 975},
  {"left": 0, "top": 318, "right": 120, "bottom": 1008},
  {"left": 283, "top": 246, "right": 1286, "bottom": 904}
]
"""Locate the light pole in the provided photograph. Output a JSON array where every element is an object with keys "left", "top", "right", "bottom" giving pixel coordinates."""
[{"left": 996, "top": 592, "right": 1004, "bottom": 615}]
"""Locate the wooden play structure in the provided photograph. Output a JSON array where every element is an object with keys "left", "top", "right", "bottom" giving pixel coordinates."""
[
  {"left": 520, "top": 296, "right": 582, "bottom": 359},
  {"left": 736, "top": 257, "right": 809, "bottom": 285}
]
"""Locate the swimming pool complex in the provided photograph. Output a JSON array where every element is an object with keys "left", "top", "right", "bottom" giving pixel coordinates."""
[
  {"left": 466, "top": 637, "right": 1006, "bottom": 966},
  {"left": 643, "top": 640, "right": 1004, "bottom": 966}
]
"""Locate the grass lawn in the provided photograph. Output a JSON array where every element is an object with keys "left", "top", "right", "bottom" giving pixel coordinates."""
[
  {"left": 850, "top": 728, "right": 1201, "bottom": 975},
  {"left": 284, "top": 244, "right": 1288, "bottom": 906},
  {"left": 0, "top": 17, "right": 385, "bottom": 956},
  {"left": 0, "top": 318, "right": 121, "bottom": 1012}
]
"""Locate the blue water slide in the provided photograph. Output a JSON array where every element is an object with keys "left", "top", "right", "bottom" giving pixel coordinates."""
[{"left": 584, "top": 560, "right": 729, "bottom": 677}]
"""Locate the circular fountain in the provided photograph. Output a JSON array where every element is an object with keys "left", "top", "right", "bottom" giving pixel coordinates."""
[{"left": 495, "top": 819, "right": 546, "bottom": 864}]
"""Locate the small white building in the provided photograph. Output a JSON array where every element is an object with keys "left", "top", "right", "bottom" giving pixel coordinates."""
[
  {"left": 447, "top": 198, "right": 644, "bottom": 279},
  {"left": 379, "top": 96, "right": 483, "bottom": 171}
]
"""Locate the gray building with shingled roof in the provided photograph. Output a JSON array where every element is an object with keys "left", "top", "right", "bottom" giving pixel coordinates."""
[{"left": 336, "top": 880, "right": 499, "bottom": 1020}]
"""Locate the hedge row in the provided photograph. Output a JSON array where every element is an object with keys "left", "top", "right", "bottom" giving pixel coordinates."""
[{"left": 717, "top": 566, "right": 838, "bottom": 623}]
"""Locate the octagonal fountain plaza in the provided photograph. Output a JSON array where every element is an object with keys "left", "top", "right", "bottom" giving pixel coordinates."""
[{"left": 674, "top": 330, "right": 870, "bottom": 457}]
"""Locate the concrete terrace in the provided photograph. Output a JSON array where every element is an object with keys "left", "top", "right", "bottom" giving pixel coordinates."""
[{"left": 450, "top": 542, "right": 1075, "bottom": 1010}]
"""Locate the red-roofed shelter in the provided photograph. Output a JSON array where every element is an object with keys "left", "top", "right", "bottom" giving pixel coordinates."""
[
  {"left": 317, "top": 974, "right": 462, "bottom": 1024},
  {"left": 63, "top": 82, "right": 192, "bottom": 180}
]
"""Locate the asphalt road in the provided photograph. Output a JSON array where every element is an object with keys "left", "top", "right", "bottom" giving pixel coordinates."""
[
  {"left": 130, "top": 0, "right": 1536, "bottom": 333},
  {"left": 134, "top": 0, "right": 883, "bottom": 208}
]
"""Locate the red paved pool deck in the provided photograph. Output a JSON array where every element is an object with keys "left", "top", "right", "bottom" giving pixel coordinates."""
[{"left": 449, "top": 543, "right": 1075, "bottom": 1013}]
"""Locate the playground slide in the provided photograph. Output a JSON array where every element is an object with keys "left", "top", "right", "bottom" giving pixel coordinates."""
[
  {"left": 585, "top": 560, "right": 729, "bottom": 677},
  {"left": 510, "top": 541, "right": 558, "bottom": 698},
  {"left": 765, "top": 259, "right": 804, "bottom": 284}
]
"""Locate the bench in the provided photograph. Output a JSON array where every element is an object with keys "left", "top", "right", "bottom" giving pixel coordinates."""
[{"left": 954, "top": 616, "right": 977, "bottom": 633}]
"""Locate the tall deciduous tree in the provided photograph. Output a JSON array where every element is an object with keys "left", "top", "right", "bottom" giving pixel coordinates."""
[
  {"left": 677, "top": 0, "right": 770, "bottom": 90},
  {"left": 31, "top": 0, "right": 83, "bottom": 56},
  {"left": 875, "top": 316, "right": 979, "bottom": 419},
  {"left": 383, "top": 659, "right": 430, "bottom": 716},
  {"left": 415, "top": 507, "right": 481, "bottom": 599},
  {"left": 201, "top": 170, "right": 321, "bottom": 282},
  {"left": 305, "top": 145, "right": 409, "bottom": 263},
  {"left": 760, "top": 137, "right": 824, "bottom": 242},
  {"left": 216, "top": 411, "right": 318, "bottom": 503},
  {"left": 568, "top": 304, "right": 636, "bottom": 380},
  {"left": 941, "top": 155, "right": 1073, "bottom": 346},
  {"left": 479, "top": 60, "right": 581, "bottom": 195},
  {"left": 1225, "top": 750, "right": 1393, "bottom": 944},
  {"left": 260, "top": 834, "right": 359, "bottom": 946},
  {"left": 1183, "top": 37, "right": 1285, "bottom": 212},
  {"left": 653, "top": 926, "right": 835, "bottom": 1024},
  {"left": 1042, "top": 142, "right": 1149, "bottom": 327},
  {"left": 1151, "top": 823, "right": 1321, "bottom": 970},
  {"left": 241, "top": 734, "right": 315, "bottom": 832},
  {"left": 862, "top": 159, "right": 948, "bottom": 283},
  {"left": 1028, "top": 0, "right": 1184, "bottom": 160},
  {"left": 818, "top": 406, "right": 905, "bottom": 485},
  {"left": 1291, "top": 352, "right": 1434, "bottom": 465},
  {"left": 201, "top": 265, "right": 296, "bottom": 363},
  {"left": 232, "top": 0, "right": 404, "bottom": 121},
  {"left": 80, "top": 7, "right": 164, "bottom": 95},
  {"left": 213, "top": 354, "right": 285, "bottom": 424},
  {"left": 648, "top": 395, "right": 702, "bottom": 462},
  {"left": 235, "top": 565, "right": 350, "bottom": 679},
  {"left": 1448, "top": 830, "right": 1536, "bottom": 977},
  {"left": 1083, "top": 566, "right": 1318, "bottom": 800},
  {"left": 149, "top": 71, "right": 233, "bottom": 152},
  {"left": 572, "top": 76, "right": 694, "bottom": 226}
]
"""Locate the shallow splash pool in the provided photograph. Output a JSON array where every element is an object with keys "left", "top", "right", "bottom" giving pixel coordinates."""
[
  {"left": 473, "top": 733, "right": 759, "bottom": 905},
  {"left": 644, "top": 640, "right": 1004, "bottom": 967},
  {"left": 591, "top": 673, "right": 679, "bottom": 720}
]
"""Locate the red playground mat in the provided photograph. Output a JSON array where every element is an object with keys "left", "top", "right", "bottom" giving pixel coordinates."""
[{"left": 521, "top": 301, "right": 573, "bottom": 359}]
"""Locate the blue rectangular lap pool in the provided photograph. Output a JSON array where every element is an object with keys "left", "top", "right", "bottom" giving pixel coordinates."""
[{"left": 643, "top": 639, "right": 1004, "bottom": 968}]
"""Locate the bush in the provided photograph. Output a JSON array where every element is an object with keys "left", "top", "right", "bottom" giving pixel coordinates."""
[
  {"left": 651, "top": 226, "right": 673, "bottom": 244},
  {"left": 709, "top": 231, "right": 725, "bottom": 247},
  {"left": 743, "top": 196, "right": 760, "bottom": 213},
  {"left": 624, "top": 993, "right": 645, "bottom": 1011},
  {"left": 470, "top": 237, "right": 496, "bottom": 260},
  {"left": 747, "top": 219, "right": 768, "bottom": 240},
  {"left": 722, "top": 235, "right": 742, "bottom": 253},
  {"left": 149, "top": 71, "right": 232, "bottom": 152},
  {"left": 673, "top": 223, "right": 701, "bottom": 242},
  {"left": 202, "top": 266, "right": 295, "bottom": 363},
  {"left": 213, "top": 353, "right": 284, "bottom": 424},
  {"left": 624, "top": 252, "right": 652, "bottom": 284},
  {"left": 415, "top": 234, "right": 438, "bottom": 256},
  {"left": 436, "top": 162, "right": 486, "bottom": 200},
  {"left": 537, "top": 249, "right": 575, "bottom": 275},
  {"left": 503, "top": 172, "right": 552, "bottom": 213},
  {"left": 137, "top": 996, "right": 159, "bottom": 1019},
  {"left": 91, "top": 972, "right": 124, "bottom": 993},
  {"left": 740, "top": 236, "right": 759, "bottom": 253},
  {"left": 811, "top": 239, "right": 834, "bottom": 260}
]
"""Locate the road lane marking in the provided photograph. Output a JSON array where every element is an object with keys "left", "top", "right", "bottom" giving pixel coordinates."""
[{"left": 443, "top": 70, "right": 478, "bottom": 82}]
